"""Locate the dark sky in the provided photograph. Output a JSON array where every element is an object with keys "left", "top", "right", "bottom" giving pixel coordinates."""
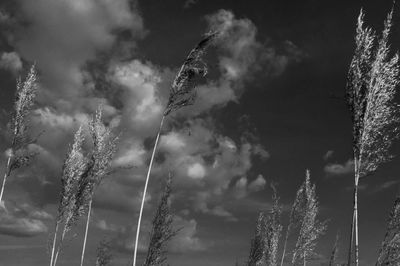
[{"left": 0, "top": 0, "right": 399, "bottom": 265}]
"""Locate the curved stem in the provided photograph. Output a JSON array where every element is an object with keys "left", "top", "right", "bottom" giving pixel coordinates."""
[
  {"left": 132, "top": 116, "right": 165, "bottom": 266},
  {"left": 80, "top": 199, "right": 93, "bottom": 266}
]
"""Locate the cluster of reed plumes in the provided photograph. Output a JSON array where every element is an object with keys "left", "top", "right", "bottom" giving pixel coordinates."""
[
  {"left": 3, "top": 5, "right": 400, "bottom": 266},
  {"left": 245, "top": 171, "right": 326, "bottom": 266}
]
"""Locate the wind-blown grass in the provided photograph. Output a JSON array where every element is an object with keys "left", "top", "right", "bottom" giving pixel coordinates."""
[
  {"left": 143, "top": 174, "right": 178, "bottom": 266},
  {"left": 0, "top": 65, "right": 39, "bottom": 205},
  {"left": 291, "top": 170, "right": 326, "bottom": 266},
  {"left": 50, "top": 127, "right": 88, "bottom": 266},
  {"left": 346, "top": 8, "right": 400, "bottom": 265},
  {"left": 132, "top": 31, "right": 218, "bottom": 266}
]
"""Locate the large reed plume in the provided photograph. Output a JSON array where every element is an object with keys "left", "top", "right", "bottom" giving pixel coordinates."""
[
  {"left": 346, "top": 9, "right": 400, "bottom": 265},
  {"left": 291, "top": 170, "right": 326, "bottom": 266},
  {"left": 132, "top": 31, "right": 218, "bottom": 266},
  {"left": 78, "top": 108, "right": 118, "bottom": 266},
  {"left": 50, "top": 127, "right": 88, "bottom": 266},
  {"left": 0, "top": 65, "right": 39, "bottom": 205},
  {"left": 377, "top": 196, "right": 400, "bottom": 265},
  {"left": 143, "top": 174, "right": 177, "bottom": 266}
]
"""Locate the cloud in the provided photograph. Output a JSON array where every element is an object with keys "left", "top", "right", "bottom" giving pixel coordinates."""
[
  {"left": 169, "top": 216, "right": 207, "bottom": 252},
  {"left": 324, "top": 159, "right": 354, "bottom": 176},
  {"left": 0, "top": 204, "right": 48, "bottom": 237},
  {"left": 370, "top": 180, "right": 400, "bottom": 193},
  {"left": 187, "top": 162, "right": 207, "bottom": 179},
  {"left": 323, "top": 150, "right": 334, "bottom": 161},
  {"left": 0, "top": 52, "right": 22, "bottom": 73},
  {"left": 0, "top": 3, "right": 278, "bottom": 227},
  {"left": 248, "top": 175, "right": 266, "bottom": 192},
  {"left": 183, "top": 0, "right": 199, "bottom": 9},
  {"left": 110, "top": 215, "right": 205, "bottom": 253}
]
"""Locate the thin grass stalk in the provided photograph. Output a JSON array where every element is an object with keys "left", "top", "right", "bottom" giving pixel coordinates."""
[
  {"left": 49, "top": 221, "right": 60, "bottom": 266},
  {"left": 132, "top": 115, "right": 165, "bottom": 266},
  {"left": 0, "top": 156, "right": 12, "bottom": 204},
  {"left": 80, "top": 199, "right": 93, "bottom": 266},
  {"left": 348, "top": 156, "right": 358, "bottom": 266},
  {"left": 280, "top": 226, "right": 290, "bottom": 266},
  {"left": 354, "top": 170, "right": 360, "bottom": 266},
  {"left": 53, "top": 227, "right": 67, "bottom": 266}
]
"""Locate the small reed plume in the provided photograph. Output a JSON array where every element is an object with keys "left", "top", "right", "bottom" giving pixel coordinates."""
[
  {"left": 346, "top": 8, "right": 400, "bottom": 266},
  {"left": 329, "top": 231, "right": 340, "bottom": 266},
  {"left": 377, "top": 196, "right": 400, "bottom": 265},
  {"left": 247, "top": 183, "right": 282, "bottom": 266},
  {"left": 95, "top": 239, "right": 113, "bottom": 266},
  {"left": 280, "top": 175, "right": 308, "bottom": 266},
  {"left": 132, "top": 31, "right": 218, "bottom": 266},
  {"left": 264, "top": 183, "right": 283, "bottom": 266},
  {"left": 0, "top": 65, "right": 39, "bottom": 205},
  {"left": 247, "top": 212, "right": 266, "bottom": 266},
  {"left": 292, "top": 170, "right": 326, "bottom": 266},
  {"left": 143, "top": 174, "right": 178, "bottom": 266}
]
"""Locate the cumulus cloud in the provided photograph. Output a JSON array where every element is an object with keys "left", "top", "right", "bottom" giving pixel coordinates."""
[
  {"left": 324, "top": 159, "right": 354, "bottom": 176},
  {"left": 0, "top": 52, "right": 22, "bottom": 73},
  {"left": 0, "top": 3, "right": 280, "bottom": 228}
]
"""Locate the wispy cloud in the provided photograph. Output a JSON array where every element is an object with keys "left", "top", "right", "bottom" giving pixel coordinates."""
[{"left": 324, "top": 159, "right": 354, "bottom": 176}]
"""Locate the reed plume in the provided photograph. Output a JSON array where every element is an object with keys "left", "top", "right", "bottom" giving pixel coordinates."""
[
  {"left": 264, "top": 183, "right": 282, "bottom": 266},
  {"left": 377, "top": 196, "right": 400, "bottom": 265},
  {"left": 280, "top": 175, "right": 308, "bottom": 266},
  {"left": 247, "top": 212, "right": 266, "bottom": 266},
  {"left": 329, "top": 232, "right": 340, "bottom": 266},
  {"left": 132, "top": 31, "right": 218, "bottom": 266},
  {"left": 0, "top": 65, "right": 39, "bottom": 205},
  {"left": 78, "top": 107, "right": 118, "bottom": 266},
  {"left": 247, "top": 183, "right": 282, "bottom": 266},
  {"left": 50, "top": 127, "right": 87, "bottom": 266},
  {"left": 346, "top": 8, "right": 400, "bottom": 265},
  {"left": 95, "top": 239, "right": 113, "bottom": 266},
  {"left": 143, "top": 174, "right": 177, "bottom": 266},
  {"left": 292, "top": 170, "right": 326, "bottom": 266}
]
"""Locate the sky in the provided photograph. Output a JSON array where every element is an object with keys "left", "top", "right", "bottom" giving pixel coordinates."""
[{"left": 0, "top": 0, "right": 399, "bottom": 265}]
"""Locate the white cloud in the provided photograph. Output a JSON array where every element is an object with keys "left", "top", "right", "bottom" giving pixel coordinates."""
[
  {"left": 187, "top": 162, "right": 206, "bottom": 179},
  {"left": 248, "top": 175, "right": 266, "bottom": 192},
  {"left": 159, "top": 132, "right": 186, "bottom": 152},
  {"left": 0, "top": 52, "right": 22, "bottom": 73}
]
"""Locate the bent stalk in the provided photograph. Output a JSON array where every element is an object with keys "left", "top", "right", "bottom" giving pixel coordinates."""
[
  {"left": 0, "top": 156, "right": 12, "bottom": 204},
  {"left": 132, "top": 116, "right": 165, "bottom": 266},
  {"left": 80, "top": 199, "right": 93, "bottom": 266}
]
